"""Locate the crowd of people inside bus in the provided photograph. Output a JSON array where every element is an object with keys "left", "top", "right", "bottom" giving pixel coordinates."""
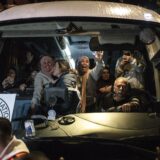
[
  {"left": 0, "top": 48, "right": 155, "bottom": 116},
  {"left": 0, "top": 49, "right": 158, "bottom": 160}
]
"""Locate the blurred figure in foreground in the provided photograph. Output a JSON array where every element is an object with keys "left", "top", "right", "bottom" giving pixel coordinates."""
[{"left": 0, "top": 117, "right": 29, "bottom": 160}]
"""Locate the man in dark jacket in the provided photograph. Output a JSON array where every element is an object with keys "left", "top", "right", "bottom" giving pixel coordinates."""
[{"left": 101, "top": 77, "right": 152, "bottom": 112}]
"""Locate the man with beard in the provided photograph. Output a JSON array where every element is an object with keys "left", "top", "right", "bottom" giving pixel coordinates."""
[
  {"left": 77, "top": 51, "right": 104, "bottom": 113},
  {"left": 31, "top": 54, "right": 55, "bottom": 114},
  {"left": 101, "top": 77, "right": 150, "bottom": 112}
]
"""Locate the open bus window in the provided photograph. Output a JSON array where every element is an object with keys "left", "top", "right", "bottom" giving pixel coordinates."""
[{"left": 0, "top": 22, "right": 159, "bottom": 114}]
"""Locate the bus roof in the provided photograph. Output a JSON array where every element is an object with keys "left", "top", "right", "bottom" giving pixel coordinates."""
[{"left": 0, "top": 1, "right": 160, "bottom": 23}]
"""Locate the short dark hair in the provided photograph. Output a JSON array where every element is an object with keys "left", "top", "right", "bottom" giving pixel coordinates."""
[
  {"left": 122, "top": 50, "right": 132, "bottom": 56},
  {"left": 0, "top": 117, "right": 12, "bottom": 144},
  {"left": 103, "top": 65, "right": 110, "bottom": 72},
  {"left": 100, "top": 65, "right": 110, "bottom": 75}
]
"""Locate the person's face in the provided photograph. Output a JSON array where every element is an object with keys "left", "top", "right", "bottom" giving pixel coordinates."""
[
  {"left": 26, "top": 51, "right": 33, "bottom": 60},
  {"left": 79, "top": 57, "right": 89, "bottom": 74},
  {"left": 101, "top": 69, "right": 110, "bottom": 80},
  {"left": 8, "top": 69, "right": 16, "bottom": 78},
  {"left": 53, "top": 62, "right": 61, "bottom": 77},
  {"left": 40, "top": 56, "right": 54, "bottom": 74},
  {"left": 122, "top": 53, "right": 132, "bottom": 63},
  {"left": 113, "top": 79, "right": 127, "bottom": 101}
]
